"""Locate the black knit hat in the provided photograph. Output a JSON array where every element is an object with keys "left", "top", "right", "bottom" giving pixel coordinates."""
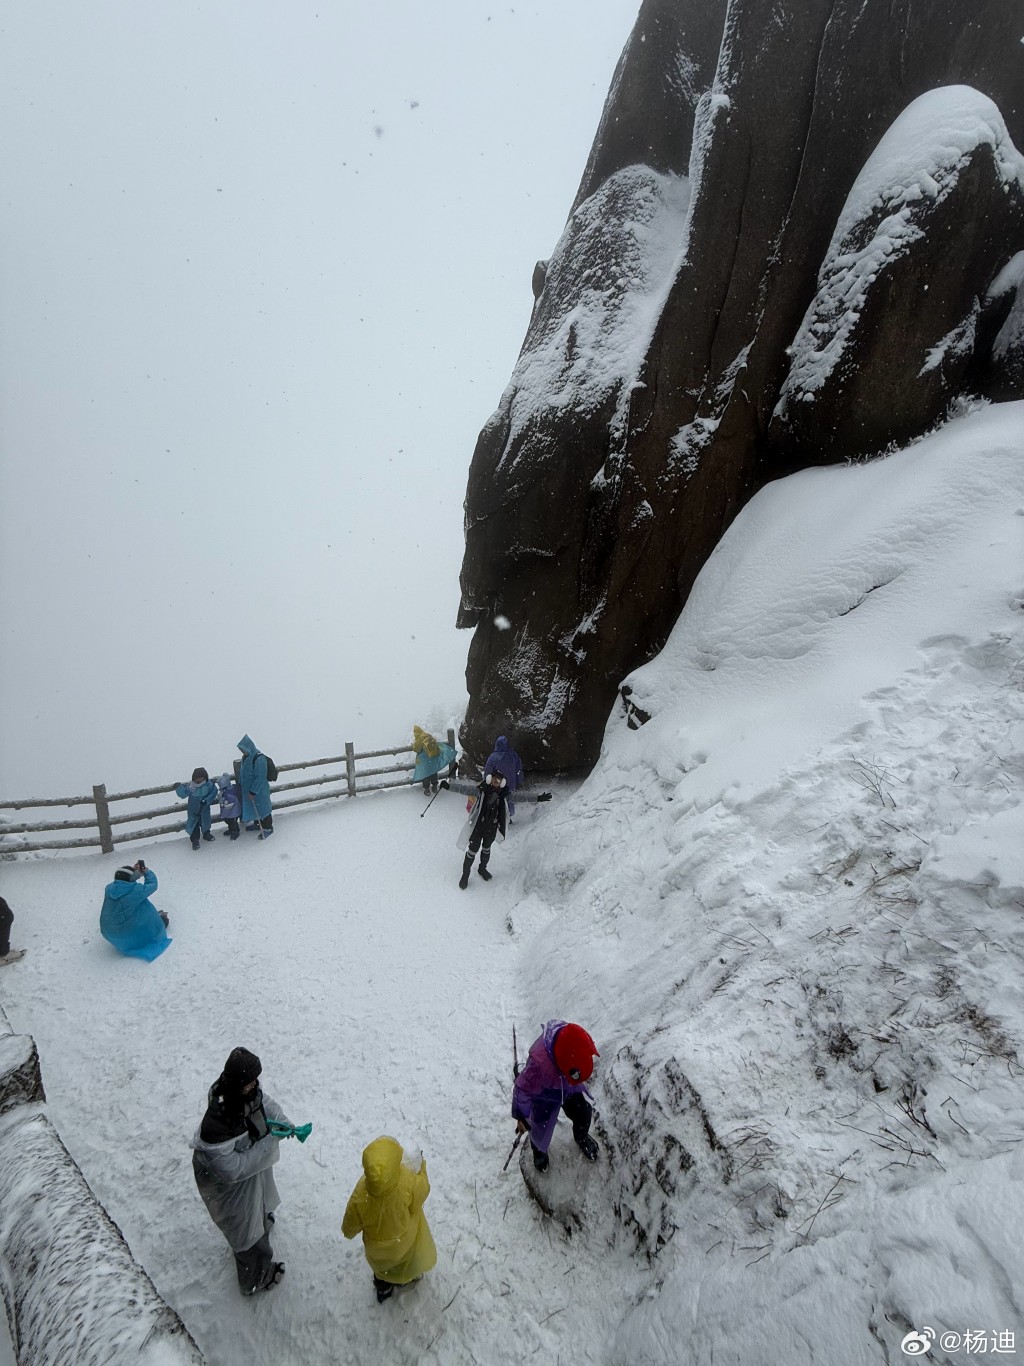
[{"left": 222, "top": 1047, "right": 261, "bottom": 1090}]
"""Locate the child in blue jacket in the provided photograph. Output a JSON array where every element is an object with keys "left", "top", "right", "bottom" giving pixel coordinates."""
[
  {"left": 176, "top": 767, "right": 219, "bottom": 850},
  {"left": 218, "top": 772, "right": 242, "bottom": 840}
]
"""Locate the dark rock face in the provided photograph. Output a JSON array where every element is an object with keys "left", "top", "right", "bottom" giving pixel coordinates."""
[
  {"left": 460, "top": 0, "right": 1024, "bottom": 771},
  {"left": 772, "top": 97, "right": 1024, "bottom": 462}
]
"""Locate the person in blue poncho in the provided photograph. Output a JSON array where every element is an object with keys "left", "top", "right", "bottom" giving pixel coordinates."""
[
  {"left": 175, "top": 767, "right": 219, "bottom": 851},
  {"left": 237, "top": 734, "right": 274, "bottom": 839},
  {"left": 100, "top": 861, "right": 171, "bottom": 961}
]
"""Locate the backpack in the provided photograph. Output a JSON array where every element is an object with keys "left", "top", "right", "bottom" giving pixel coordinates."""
[{"left": 261, "top": 754, "right": 279, "bottom": 783}]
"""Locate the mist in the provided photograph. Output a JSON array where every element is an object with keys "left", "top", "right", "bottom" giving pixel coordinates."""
[{"left": 0, "top": 0, "right": 638, "bottom": 797}]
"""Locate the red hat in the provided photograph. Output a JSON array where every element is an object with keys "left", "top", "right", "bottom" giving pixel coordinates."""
[{"left": 552, "top": 1023, "right": 598, "bottom": 1082}]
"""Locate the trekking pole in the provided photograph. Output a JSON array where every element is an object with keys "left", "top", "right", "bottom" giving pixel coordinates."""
[
  {"left": 502, "top": 1130, "right": 526, "bottom": 1172},
  {"left": 502, "top": 1025, "right": 525, "bottom": 1171},
  {"left": 420, "top": 780, "right": 447, "bottom": 817}
]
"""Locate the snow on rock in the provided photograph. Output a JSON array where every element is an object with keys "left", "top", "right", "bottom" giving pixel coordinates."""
[
  {"left": 518, "top": 1125, "right": 602, "bottom": 1237},
  {"left": 0, "top": 1108, "right": 204, "bottom": 1366},
  {"left": 496, "top": 165, "right": 691, "bottom": 467},
  {"left": 778, "top": 86, "right": 1024, "bottom": 408},
  {"left": 0, "top": 1024, "right": 44, "bottom": 1117},
  {"left": 510, "top": 400, "right": 1024, "bottom": 1359},
  {"left": 989, "top": 250, "right": 1024, "bottom": 391}
]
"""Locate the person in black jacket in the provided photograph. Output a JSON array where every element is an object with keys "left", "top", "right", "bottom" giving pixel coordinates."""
[
  {"left": 450, "top": 771, "right": 552, "bottom": 888},
  {"left": 0, "top": 896, "right": 22, "bottom": 965},
  {"left": 458, "top": 772, "right": 508, "bottom": 888},
  {"left": 189, "top": 1048, "right": 290, "bottom": 1296}
]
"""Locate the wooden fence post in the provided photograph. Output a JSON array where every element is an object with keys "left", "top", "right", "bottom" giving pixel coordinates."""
[
  {"left": 344, "top": 743, "right": 356, "bottom": 798},
  {"left": 92, "top": 784, "right": 115, "bottom": 854},
  {"left": 446, "top": 728, "right": 456, "bottom": 750}
]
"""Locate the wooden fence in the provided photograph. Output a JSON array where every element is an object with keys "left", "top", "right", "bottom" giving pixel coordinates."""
[{"left": 0, "top": 731, "right": 457, "bottom": 857}]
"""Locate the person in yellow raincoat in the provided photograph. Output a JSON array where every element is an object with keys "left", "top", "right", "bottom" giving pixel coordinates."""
[
  {"left": 342, "top": 1136, "right": 437, "bottom": 1303},
  {"left": 411, "top": 725, "right": 456, "bottom": 796}
]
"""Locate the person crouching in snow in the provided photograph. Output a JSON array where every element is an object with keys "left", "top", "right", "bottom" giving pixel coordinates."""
[
  {"left": 99, "top": 861, "right": 171, "bottom": 961},
  {"left": 191, "top": 1048, "right": 290, "bottom": 1296},
  {"left": 512, "top": 1021, "right": 600, "bottom": 1172},
  {"left": 412, "top": 725, "right": 456, "bottom": 796},
  {"left": 175, "top": 767, "right": 219, "bottom": 850},
  {"left": 217, "top": 771, "right": 242, "bottom": 840},
  {"left": 342, "top": 1136, "right": 437, "bottom": 1304}
]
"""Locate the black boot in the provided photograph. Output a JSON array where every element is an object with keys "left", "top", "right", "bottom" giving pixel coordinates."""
[
  {"left": 459, "top": 854, "right": 473, "bottom": 890},
  {"left": 477, "top": 849, "right": 492, "bottom": 882},
  {"left": 575, "top": 1133, "right": 599, "bottom": 1162},
  {"left": 374, "top": 1276, "right": 395, "bottom": 1303},
  {"left": 532, "top": 1144, "right": 549, "bottom": 1173}
]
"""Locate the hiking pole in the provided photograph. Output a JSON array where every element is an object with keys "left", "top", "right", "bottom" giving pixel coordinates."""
[
  {"left": 502, "top": 1129, "right": 526, "bottom": 1172},
  {"left": 502, "top": 1025, "right": 525, "bottom": 1171},
  {"left": 420, "top": 779, "right": 448, "bottom": 818}
]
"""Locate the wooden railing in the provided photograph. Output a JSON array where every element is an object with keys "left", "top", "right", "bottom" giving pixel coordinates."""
[{"left": 0, "top": 730, "right": 457, "bottom": 857}]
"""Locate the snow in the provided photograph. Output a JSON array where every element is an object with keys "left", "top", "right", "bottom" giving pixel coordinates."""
[
  {"left": 497, "top": 165, "right": 691, "bottom": 465},
  {"left": 777, "top": 87, "right": 1024, "bottom": 410},
  {"left": 990, "top": 252, "right": 1024, "bottom": 364},
  {"left": 2, "top": 401, "right": 1024, "bottom": 1362},
  {"left": 919, "top": 299, "right": 980, "bottom": 376}
]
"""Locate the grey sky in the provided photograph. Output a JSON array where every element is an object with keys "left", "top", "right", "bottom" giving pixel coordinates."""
[{"left": 0, "top": 0, "right": 638, "bottom": 795}]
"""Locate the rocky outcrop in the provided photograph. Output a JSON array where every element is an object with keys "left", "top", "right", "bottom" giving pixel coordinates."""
[
  {"left": 773, "top": 89, "right": 1024, "bottom": 462},
  {"left": 459, "top": 0, "right": 1024, "bottom": 771}
]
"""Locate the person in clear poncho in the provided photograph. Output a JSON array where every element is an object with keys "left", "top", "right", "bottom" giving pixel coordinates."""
[
  {"left": 342, "top": 1136, "right": 437, "bottom": 1303},
  {"left": 190, "top": 1047, "right": 291, "bottom": 1295}
]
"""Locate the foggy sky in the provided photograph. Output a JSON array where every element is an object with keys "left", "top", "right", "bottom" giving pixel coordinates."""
[{"left": 0, "top": 0, "right": 638, "bottom": 796}]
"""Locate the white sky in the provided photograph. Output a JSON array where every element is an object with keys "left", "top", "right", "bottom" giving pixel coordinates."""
[{"left": 0, "top": 0, "right": 639, "bottom": 797}]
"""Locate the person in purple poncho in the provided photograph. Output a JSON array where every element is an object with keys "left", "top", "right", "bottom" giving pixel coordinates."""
[
  {"left": 484, "top": 735, "right": 524, "bottom": 817},
  {"left": 512, "top": 1021, "right": 601, "bottom": 1173}
]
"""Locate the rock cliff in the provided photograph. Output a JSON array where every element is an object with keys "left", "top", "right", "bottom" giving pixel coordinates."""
[{"left": 459, "top": 0, "right": 1024, "bottom": 770}]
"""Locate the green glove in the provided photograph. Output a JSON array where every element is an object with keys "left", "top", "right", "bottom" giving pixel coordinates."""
[{"left": 266, "top": 1119, "right": 313, "bottom": 1142}]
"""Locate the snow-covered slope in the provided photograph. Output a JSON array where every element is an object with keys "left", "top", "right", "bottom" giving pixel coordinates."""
[
  {"left": 1, "top": 402, "right": 1022, "bottom": 1364},
  {"left": 515, "top": 400, "right": 1024, "bottom": 1361}
]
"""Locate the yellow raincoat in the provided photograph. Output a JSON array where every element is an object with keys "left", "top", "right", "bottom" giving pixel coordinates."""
[
  {"left": 412, "top": 726, "right": 440, "bottom": 759},
  {"left": 341, "top": 1137, "right": 437, "bottom": 1284}
]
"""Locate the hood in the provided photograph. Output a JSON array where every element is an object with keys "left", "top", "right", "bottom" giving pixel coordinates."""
[
  {"left": 495, "top": 736, "right": 509, "bottom": 752},
  {"left": 104, "top": 879, "right": 141, "bottom": 900},
  {"left": 238, "top": 734, "right": 257, "bottom": 757},
  {"left": 362, "top": 1136, "right": 403, "bottom": 1197},
  {"left": 541, "top": 1019, "right": 568, "bottom": 1057},
  {"left": 413, "top": 726, "right": 427, "bottom": 742},
  {"left": 219, "top": 774, "right": 234, "bottom": 788}
]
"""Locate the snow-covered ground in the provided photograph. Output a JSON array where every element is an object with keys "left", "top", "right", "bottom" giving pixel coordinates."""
[{"left": 2, "top": 401, "right": 1023, "bottom": 1364}]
